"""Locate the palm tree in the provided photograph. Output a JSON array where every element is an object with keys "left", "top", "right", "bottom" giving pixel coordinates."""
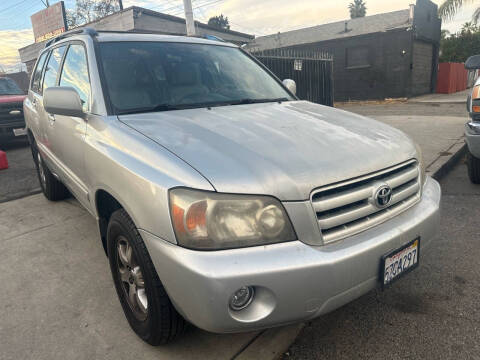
[
  {"left": 439, "top": 0, "right": 480, "bottom": 24},
  {"left": 349, "top": 0, "right": 367, "bottom": 19},
  {"left": 461, "top": 21, "right": 478, "bottom": 33}
]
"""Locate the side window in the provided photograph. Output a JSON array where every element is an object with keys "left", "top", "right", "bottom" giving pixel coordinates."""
[
  {"left": 43, "top": 46, "right": 66, "bottom": 92},
  {"left": 59, "top": 44, "right": 91, "bottom": 112},
  {"left": 31, "top": 51, "right": 48, "bottom": 94}
]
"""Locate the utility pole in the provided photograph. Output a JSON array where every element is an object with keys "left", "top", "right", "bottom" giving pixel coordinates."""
[
  {"left": 183, "top": 0, "right": 195, "bottom": 36},
  {"left": 45, "top": 0, "right": 50, "bottom": 6}
]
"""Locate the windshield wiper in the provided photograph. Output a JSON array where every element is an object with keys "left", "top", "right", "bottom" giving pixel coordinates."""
[
  {"left": 116, "top": 98, "right": 291, "bottom": 115},
  {"left": 116, "top": 104, "right": 186, "bottom": 115},
  {"left": 228, "top": 97, "right": 290, "bottom": 106}
]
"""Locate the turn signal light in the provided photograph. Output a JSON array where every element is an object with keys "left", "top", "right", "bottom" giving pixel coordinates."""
[{"left": 472, "top": 85, "right": 480, "bottom": 100}]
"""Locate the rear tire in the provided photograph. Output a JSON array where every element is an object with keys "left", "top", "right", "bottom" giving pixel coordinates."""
[
  {"left": 107, "top": 208, "right": 187, "bottom": 345},
  {"left": 467, "top": 151, "right": 480, "bottom": 184},
  {"left": 30, "top": 140, "right": 69, "bottom": 201}
]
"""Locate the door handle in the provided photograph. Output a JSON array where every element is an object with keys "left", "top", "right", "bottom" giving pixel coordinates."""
[{"left": 48, "top": 113, "right": 55, "bottom": 122}]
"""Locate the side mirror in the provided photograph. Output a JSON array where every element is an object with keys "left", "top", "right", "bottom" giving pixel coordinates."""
[
  {"left": 43, "top": 86, "right": 85, "bottom": 118},
  {"left": 465, "top": 55, "right": 480, "bottom": 70},
  {"left": 283, "top": 79, "right": 297, "bottom": 95},
  {"left": 467, "top": 94, "right": 472, "bottom": 112}
]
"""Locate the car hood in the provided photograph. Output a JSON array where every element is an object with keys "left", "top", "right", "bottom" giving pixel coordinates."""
[
  {"left": 119, "top": 101, "right": 417, "bottom": 201},
  {"left": 0, "top": 95, "right": 26, "bottom": 104}
]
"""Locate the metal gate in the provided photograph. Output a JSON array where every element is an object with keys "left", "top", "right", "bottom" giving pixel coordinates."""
[{"left": 249, "top": 48, "right": 334, "bottom": 106}]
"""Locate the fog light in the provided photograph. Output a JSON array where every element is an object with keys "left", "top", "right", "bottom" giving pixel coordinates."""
[{"left": 229, "top": 286, "right": 254, "bottom": 311}]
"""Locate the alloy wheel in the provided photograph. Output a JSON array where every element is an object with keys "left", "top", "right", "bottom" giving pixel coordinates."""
[
  {"left": 37, "top": 152, "right": 46, "bottom": 188},
  {"left": 116, "top": 236, "right": 148, "bottom": 321}
]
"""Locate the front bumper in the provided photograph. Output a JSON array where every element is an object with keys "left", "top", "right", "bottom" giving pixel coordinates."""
[
  {"left": 466, "top": 121, "right": 480, "bottom": 158},
  {"left": 142, "top": 176, "right": 441, "bottom": 333}
]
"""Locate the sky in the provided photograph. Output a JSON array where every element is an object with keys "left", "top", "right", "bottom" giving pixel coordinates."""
[{"left": 0, "top": 0, "right": 477, "bottom": 72}]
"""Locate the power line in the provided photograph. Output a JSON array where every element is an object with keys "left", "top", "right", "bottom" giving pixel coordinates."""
[
  {"left": 151, "top": 0, "right": 221, "bottom": 16},
  {"left": 2, "top": 1, "right": 43, "bottom": 29},
  {"left": 0, "top": 0, "right": 32, "bottom": 14},
  {"left": 169, "top": 0, "right": 223, "bottom": 16}
]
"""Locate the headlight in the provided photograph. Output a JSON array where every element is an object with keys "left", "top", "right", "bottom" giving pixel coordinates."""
[
  {"left": 415, "top": 143, "right": 426, "bottom": 185},
  {"left": 472, "top": 85, "right": 480, "bottom": 113},
  {"left": 169, "top": 188, "right": 296, "bottom": 250}
]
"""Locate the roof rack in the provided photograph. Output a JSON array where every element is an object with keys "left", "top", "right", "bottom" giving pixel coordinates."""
[
  {"left": 44, "top": 27, "right": 98, "bottom": 48},
  {"left": 44, "top": 28, "right": 227, "bottom": 48},
  {"left": 202, "top": 34, "right": 225, "bottom": 42}
]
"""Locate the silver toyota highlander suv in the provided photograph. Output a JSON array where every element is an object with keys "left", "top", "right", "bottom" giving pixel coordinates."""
[{"left": 24, "top": 28, "right": 441, "bottom": 345}]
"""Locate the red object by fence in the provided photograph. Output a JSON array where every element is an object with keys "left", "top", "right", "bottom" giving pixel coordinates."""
[
  {"left": 0, "top": 151, "right": 8, "bottom": 170},
  {"left": 436, "top": 62, "right": 468, "bottom": 94}
]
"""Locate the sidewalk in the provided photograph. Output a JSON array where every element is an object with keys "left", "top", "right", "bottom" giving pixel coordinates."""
[
  {"left": 408, "top": 89, "right": 469, "bottom": 104},
  {"left": 372, "top": 114, "right": 466, "bottom": 178},
  {"left": 0, "top": 193, "right": 299, "bottom": 360}
]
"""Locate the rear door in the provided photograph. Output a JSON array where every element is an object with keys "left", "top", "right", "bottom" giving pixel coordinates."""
[
  {"left": 24, "top": 50, "right": 49, "bottom": 142},
  {"left": 37, "top": 45, "right": 67, "bottom": 172},
  {"left": 42, "top": 42, "right": 91, "bottom": 207}
]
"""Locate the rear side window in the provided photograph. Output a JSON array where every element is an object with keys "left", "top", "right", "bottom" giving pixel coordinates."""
[
  {"left": 59, "top": 44, "right": 91, "bottom": 112},
  {"left": 43, "top": 46, "right": 66, "bottom": 92},
  {"left": 31, "top": 51, "right": 48, "bottom": 94}
]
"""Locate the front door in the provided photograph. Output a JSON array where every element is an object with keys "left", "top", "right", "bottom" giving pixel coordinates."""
[{"left": 41, "top": 43, "right": 91, "bottom": 208}]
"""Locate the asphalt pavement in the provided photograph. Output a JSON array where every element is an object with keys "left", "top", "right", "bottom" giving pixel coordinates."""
[
  {"left": 282, "top": 159, "right": 480, "bottom": 360},
  {"left": 0, "top": 138, "right": 40, "bottom": 203}
]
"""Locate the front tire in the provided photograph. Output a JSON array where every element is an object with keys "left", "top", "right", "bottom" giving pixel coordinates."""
[
  {"left": 467, "top": 151, "right": 480, "bottom": 184},
  {"left": 107, "top": 209, "right": 187, "bottom": 345},
  {"left": 30, "top": 140, "right": 69, "bottom": 201}
]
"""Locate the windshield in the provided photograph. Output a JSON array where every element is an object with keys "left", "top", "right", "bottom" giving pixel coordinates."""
[
  {"left": 99, "top": 41, "right": 294, "bottom": 114},
  {"left": 0, "top": 77, "right": 23, "bottom": 95}
]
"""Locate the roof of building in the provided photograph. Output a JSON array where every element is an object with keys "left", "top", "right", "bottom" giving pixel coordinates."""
[
  {"left": 19, "top": 5, "right": 253, "bottom": 63},
  {"left": 128, "top": 6, "right": 254, "bottom": 39},
  {"left": 248, "top": 9, "right": 411, "bottom": 51}
]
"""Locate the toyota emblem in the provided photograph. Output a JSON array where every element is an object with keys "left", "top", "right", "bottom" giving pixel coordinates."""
[{"left": 374, "top": 185, "right": 392, "bottom": 208}]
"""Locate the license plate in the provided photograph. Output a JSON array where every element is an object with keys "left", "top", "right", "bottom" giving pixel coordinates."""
[
  {"left": 381, "top": 238, "right": 420, "bottom": 287},
  {"left": 13, "top": 128, "right": 27, "bottom": 136}
]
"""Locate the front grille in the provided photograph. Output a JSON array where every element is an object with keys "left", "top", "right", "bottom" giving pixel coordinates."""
[{"left": 311, "top": 160, "right": 421, "bottom": 244}]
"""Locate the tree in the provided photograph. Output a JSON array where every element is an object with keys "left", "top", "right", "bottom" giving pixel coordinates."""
[
  {"left": 439, "top": 0, "right": 480, "bottom": 24},
  {"left": 207, "top": 14, "right": 230, "bottom": 30},
  {"left": 348, "top": 0, "right": 367, "bottom": 19},
  {"left": 440, "top": 25, "right": 480, "bottom": 62},
  {"left": 441, "top": 29, "right": 451, "bottom": 39},
  {"left": 66, "top": 0, "right": 120, "bottom": 29},
  {"left": 461, "top": 21, "right": 479, "bottom": 33}
]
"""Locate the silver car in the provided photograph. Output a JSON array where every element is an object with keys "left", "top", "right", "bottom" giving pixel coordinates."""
[
  {"left": 465, "top": 55, "right": 480, "bottom": 183},
  {"left": 24, "top": 29, "right": 441, "bottom": 345}
]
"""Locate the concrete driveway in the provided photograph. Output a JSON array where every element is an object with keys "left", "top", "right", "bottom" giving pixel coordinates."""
[{"left": 0, "top": 194, "right": 261, "bottom": 360}]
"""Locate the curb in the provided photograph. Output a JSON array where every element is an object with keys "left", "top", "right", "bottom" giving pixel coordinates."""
[
  {"left": 429, "top": 142, "right": 467, "bottom": 181},
  {"left": 233, "top": 323, "right": 305, "bottom": 360},
  {"left": 0, "top": 189, "right": 42, "bottom": 204},
  {"left": 407, "top": 100, "right": 466, "bottom": 105}
]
